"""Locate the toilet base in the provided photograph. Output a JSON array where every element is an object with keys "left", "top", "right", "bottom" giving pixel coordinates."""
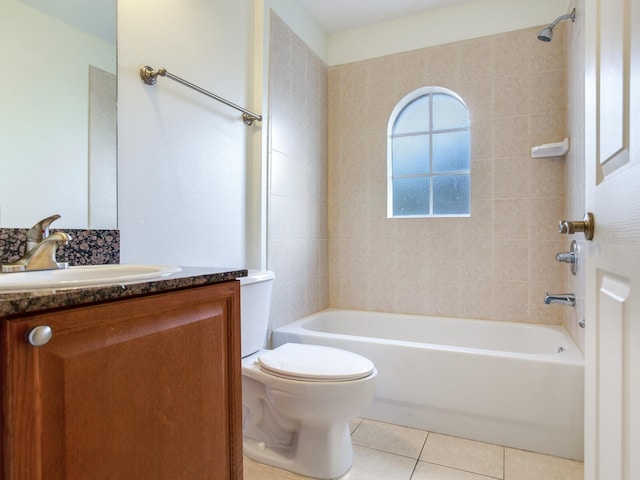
[{"left": 244, "top": 422, "right": 353, "bottom": 479}]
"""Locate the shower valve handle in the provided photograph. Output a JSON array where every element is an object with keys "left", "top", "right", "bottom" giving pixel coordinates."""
[
  {"left": 556, "top": 252, "right": 575, "bottom": 263},
  {"left": 555, "top": 240, "right": 578, "bottom": 275}
]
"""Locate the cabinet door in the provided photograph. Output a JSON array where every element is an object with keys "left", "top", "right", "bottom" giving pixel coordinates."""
[{"left": 2, "top": 283, "right": 242, "bottom": 480}]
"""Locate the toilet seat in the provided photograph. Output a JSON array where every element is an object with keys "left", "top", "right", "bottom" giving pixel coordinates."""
[{"left": 257, "top": 343, "right": 375, "bottom": 382}]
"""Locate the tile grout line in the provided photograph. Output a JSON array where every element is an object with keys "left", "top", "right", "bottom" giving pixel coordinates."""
[
  {"left": 351, "top": 442, "right": 424, "bottom": 462},
  {"left": 417, "top": 460, "right": 503, "bottom": 480},
  {"left": 248, "top": 417, "right": 582, "bottom": 480},
  {"left": 350, "top": 420, "right": 363, "bottom": 436},
  {"left": 502, "top": 445, "right": 506, "bottom": 480},
  {"left": 408, "top": 458, "right": 420, "bottom": 480},
  {"left": 409, "top": 431, "right": 430, "bottom": 480}
]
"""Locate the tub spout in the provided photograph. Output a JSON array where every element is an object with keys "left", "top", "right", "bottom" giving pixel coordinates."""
[{"left": 544, "top": 293, "right": 576, "bottom": 307}]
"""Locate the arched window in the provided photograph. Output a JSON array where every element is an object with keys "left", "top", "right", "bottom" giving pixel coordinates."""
[{"left": 387, "top": 87, "right": 470, "bottom": 217}]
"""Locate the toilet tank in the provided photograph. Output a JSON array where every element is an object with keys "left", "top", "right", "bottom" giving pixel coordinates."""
[{"left": 239, "top": 270, "right": 275, "bottom": 358}]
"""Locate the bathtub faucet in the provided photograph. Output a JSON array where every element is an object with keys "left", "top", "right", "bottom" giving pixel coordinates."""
[{"left": 544, "top": 293, "right": 576, "bottom": 307}]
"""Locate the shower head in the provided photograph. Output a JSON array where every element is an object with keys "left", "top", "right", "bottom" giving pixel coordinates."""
[
  {"left": 537, "top": 26, "right": 554, "bottom": 42},
  {"left": 537, "top": 8, "right": 576, "bottom": 42}
]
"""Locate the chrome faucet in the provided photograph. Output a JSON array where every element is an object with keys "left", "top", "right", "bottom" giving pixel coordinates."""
[
  {"left": 544, "top": 293, "right": 576, "bottom": 307},
  {"left": 1, "top": 215, "right": 72, "bottom": 272},
  {"left": 22, "top": 231, "right": 72, "bottom": 271}
]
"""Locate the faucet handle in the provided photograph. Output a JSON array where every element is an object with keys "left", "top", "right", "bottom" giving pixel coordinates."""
[
  {"left": 26, "top": 214, "right": 62, "bottom": 246},
  {"left": 556, "top": 252, "right": 575, "bottom": 263}
]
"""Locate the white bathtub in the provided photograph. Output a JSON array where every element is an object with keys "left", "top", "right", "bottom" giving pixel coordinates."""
[{"left": 272, "top": 309, "right": 584, "bottom": 461}]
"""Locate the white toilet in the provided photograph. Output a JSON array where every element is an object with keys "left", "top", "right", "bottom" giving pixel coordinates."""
[{"left": 239, "top": 271, "right": 377, "bottom": 479}]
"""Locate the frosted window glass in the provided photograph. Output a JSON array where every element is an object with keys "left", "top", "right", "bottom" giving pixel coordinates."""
[
  {"left": 393, "top": 96, "right": 430, "bottom": 134},
  {"left": 433, "top": 175, "right": 470, "bottom": 215},
  {"left": 388, "top": 88, "right": 470, "bottom": 218},
  {"left": 432, "top": 93, "right": 469, "bottom": 130},
  {"left": 393, "top": 177, "right": 430, "bottom": 216},
  {"left": 392, "top": 134, "right": 430, "bottom": 176},
  {"left": 432, "top": 131, "right": 470, "bottom": 172}
]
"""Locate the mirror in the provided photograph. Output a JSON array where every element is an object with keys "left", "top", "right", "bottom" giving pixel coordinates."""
[{"left": 0, "top": 0, "right": 117, "bottom": 229}]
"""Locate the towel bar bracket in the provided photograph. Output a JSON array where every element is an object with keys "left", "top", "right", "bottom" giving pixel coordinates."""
[{"left": 140, "top": 65, "right": 161, "bottom": 85}]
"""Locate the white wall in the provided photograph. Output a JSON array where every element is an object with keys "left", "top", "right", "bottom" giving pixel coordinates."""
[
  {"left": 266, "top": 0, "right": 328, "bottom": 63},
  {"left": 328, "top": 0, "right": 572, "bottom": 65},
  {"left": 117, "top": 0, "right": 254, "bottom": 267},
  {"left": 263, "top": 0, "right": 573, "bottom": 71}
]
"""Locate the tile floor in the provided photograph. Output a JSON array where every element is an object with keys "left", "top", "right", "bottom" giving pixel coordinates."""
[{"left": 243, "top": 418, "right": 584, "bottom": 480}]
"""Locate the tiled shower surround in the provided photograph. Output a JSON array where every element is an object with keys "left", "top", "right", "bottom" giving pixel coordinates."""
[
  {"left": 0, "top": 229, "right": 120, "bottom": 266},
  {"left": 267, "top": 14, "right": 330, "bottom": 330},
  {"left": 267, "top": 14, "right": 572, "bottom": 337},
  {"left": 563, "top": 0, "right": 586, "bottom": 351},
  {"left": 258, "top": 15, "right": 582, "bottom": 344},
  {"left": 328, "top": 25, "right": 568, "bottom": 327}
]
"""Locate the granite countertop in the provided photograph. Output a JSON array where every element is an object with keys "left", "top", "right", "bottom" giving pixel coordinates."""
[{"left": 0, "top": 266, "right": 247, "bottom": 319}]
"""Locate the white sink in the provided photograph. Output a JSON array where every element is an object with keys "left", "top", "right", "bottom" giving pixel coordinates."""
[{"left": 0, "top": 264, "right": 182, "bottom": 291}]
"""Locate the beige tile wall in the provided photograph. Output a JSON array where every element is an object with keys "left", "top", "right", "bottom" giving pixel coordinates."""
[
  {"left": 328, "top": 25, "right": 568, "bottom": 324},
  {"left": 564, "top": 0, "right": 586, "bottom": 351},
  {"left": 267, "top": 14, "right": 329, "bottom": 330}
]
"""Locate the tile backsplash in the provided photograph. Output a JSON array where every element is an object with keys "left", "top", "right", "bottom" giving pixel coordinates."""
[{"left": 0, "top": 229, "right": 120, "bottom": 265}]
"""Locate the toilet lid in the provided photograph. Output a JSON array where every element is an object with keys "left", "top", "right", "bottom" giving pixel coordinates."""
[{"left": 257, "top": 343, "right": 375, "bottom": 381}]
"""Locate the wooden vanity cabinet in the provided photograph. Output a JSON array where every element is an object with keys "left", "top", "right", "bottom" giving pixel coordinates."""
[{"left": 1, "top": 282, "right": 242, "bottom": 480}]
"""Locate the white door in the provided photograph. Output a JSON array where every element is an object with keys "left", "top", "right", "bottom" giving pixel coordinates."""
[{"left": 584, "top": 0, "right": 640, "bottom": 478}]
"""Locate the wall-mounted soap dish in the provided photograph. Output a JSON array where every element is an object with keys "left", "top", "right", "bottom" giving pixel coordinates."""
[{"left": 531, "top": 137, "right": 570, "bottom": 158}]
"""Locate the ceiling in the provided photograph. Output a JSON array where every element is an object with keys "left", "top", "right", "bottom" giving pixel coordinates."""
[
  {"left": 20, "top": 0, "right": 477, "bottom": 43},
  {"left": 296, "top": 0, "right": 479, "bottom": 33},
  {"left": 21, "top": 0, "right": 480, "bottom": 44}
]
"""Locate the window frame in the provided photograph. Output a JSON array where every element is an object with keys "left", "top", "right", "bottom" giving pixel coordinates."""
[{"left": 387, "top": 86, "right": 471, "bottom": 218}]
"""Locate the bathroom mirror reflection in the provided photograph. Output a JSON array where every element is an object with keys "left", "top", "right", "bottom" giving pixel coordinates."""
[{"left": 0, "top": 0, "right": 117, "bottom": 229}]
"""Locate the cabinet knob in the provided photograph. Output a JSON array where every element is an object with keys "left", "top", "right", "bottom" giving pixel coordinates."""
[{"left": 26, "top": 325, "right": 53, "bottom": 346}]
